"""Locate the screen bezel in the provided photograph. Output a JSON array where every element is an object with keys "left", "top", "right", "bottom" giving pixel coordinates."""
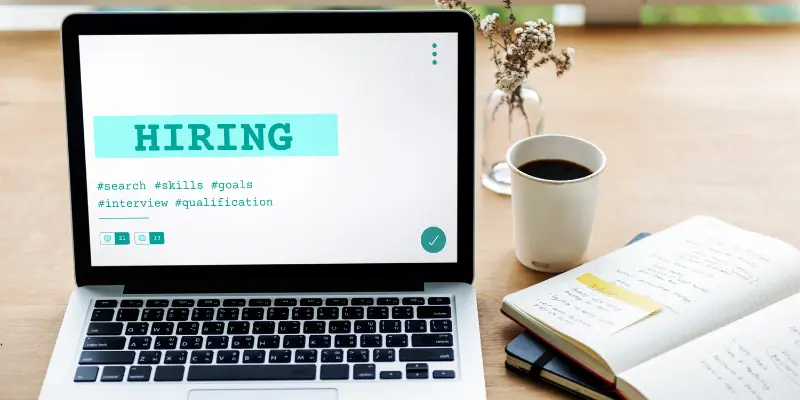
[{"left": 61, "top": 10, "right": 476, "bottom": 289}]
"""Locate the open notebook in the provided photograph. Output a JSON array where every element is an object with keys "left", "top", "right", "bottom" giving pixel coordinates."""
[{"left": 502, "top": 215, "right": 800, "bottom": 400}]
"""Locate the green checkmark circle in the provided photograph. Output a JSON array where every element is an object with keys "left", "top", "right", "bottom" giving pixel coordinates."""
[{"left": 421, "top": 226, "right": 446, "bottom": 254}]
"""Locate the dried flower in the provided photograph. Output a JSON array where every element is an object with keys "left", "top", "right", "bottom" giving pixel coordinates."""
[{"left": 436, "top": 0, "right": 575, "bottom": 101}]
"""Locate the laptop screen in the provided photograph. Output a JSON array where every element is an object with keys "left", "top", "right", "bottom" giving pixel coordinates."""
[{"left": 78, "top": 33, "right": 459, "bottom": 267}]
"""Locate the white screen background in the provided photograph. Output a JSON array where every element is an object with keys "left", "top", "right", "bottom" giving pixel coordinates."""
[{"left": 79, "top": 33, "right": 460, "bottom": 266}]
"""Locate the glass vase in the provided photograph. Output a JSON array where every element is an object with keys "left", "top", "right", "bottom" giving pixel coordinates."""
[{"left": 481, "top": 84, "right": 544, "bottom": 196}]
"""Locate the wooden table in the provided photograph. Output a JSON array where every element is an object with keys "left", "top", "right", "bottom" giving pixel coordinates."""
[{"left": 3, "top": 26, "right": 800, "bottom": 399}]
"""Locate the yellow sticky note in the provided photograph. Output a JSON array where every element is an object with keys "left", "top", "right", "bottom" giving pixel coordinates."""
[{"left": 577, "top": 273, "right": 662, "bottom": 314}]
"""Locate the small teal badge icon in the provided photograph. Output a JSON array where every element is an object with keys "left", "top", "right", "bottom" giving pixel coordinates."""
[{"left": 421, "top": 226, "right": 446, "bottom": 254}]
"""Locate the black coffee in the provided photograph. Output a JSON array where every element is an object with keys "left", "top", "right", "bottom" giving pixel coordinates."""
[{"left": 518, "top": 159, "right": 593, "bottom": 181}]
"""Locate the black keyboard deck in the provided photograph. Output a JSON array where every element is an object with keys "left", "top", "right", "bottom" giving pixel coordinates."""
[{"left": 74, "top": 295, "right": 457, "bottom": 383}]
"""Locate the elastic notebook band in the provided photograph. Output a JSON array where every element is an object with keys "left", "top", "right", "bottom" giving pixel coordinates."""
[{"left": 530, "top": 349, "right": 556, "bottom": 376}]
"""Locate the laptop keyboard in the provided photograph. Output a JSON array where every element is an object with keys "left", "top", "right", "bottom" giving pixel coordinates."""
[{"left": 74, "top": 296, "right": 457, "bottom": 383}]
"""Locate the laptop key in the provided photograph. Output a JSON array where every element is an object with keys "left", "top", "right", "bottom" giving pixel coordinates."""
[
  {"left": 202, "top": 322, "right": 224, "bottom": 335},
  {"left": 304, "top": 321, "right": 326, "bottom": 334},
  {"left": 216, "top": 308, "right": 239, "bottom": 321},
  {"left": 79, "top": 350, "right": 135, "bottom": 365},
  {"left": 222, "top": 299, "right": 246, "bottom": 307},
  {"left": 321, "top": 349, "right": 344, "bottom": 363},
  {"left": 300, "top": 298, "right": 323, "bottom": 306},
  {"left": 164, "top": 350, "right": 187, "bottom": 364},
  {"left": 274, "top": 298, "right": 297, "bottom": 306},
  {"left": 171, "top": 299, "right": 195, "bottom": 307},
  {"left": 433, "top": 370, "right": 456, "bottom": 379},
  {"left": 402, "top": 297, "right": 425, "bottom": 305},
  {"left": 253, "top": 321, "right": 275, "bottom": 334},
  {"left": 94, "top": 300, "right": 118, "bottom": 308},
  {"left": 351, "top": 298, "right": 374, "bottom": 306},
  {"left": 180, "top": 336, "right": 203, "bottom": 349},
  {"left": 325, "top": 298, "right": 348, "bottom": 306},
  {"left": 386, "top": 334, "right": 408, "bottom": 348},
  {"left": 278, "top": 321, "right": 301, "bottom": 334},
  {"left": 267, "top": 307, "right": 289, "bottom": 320},
  {"left": 292, "top": 307, "right": 314, "bottom": 320},
  {"left": 127, "top": 366, "right": 152, "bottom": 382},
  {"left": 427, "top": 297, "right": 451, "bottom": 305},
  {"left": 412, "top": 333, "right": 454, "bottom": 347},
  {"left": 100, "top": 366, "right": 125, "bottom": 382},
  {"left": 392, "top": 307, "right": 414, "bottom": 319},
  {"left": 74, "top": 366, "right": 99, "bottom": 382},
  {"left": 354, "top": 320, "right": 376, "bottom": 333},
  {"left": 430, "top": 319, "right": 452, "bottom": 332},
  {"left": 328, "top": 321, "right": 351, "bottom": 333},
  {"left": 217, "top": 350, "right": 240, "bottom": 364},
  {"left": 154, "top": 336, "right": 177, "bottom": 350},
  {"left": 167, "top": 308, "right": 190, "bottom": 321},
  {"left": 231, "top": 335, "right": 254, "bottom": 349},
  {"left": 342, "top": 307, "right": 364, "bottom": 319},
  {"left": 248, "top": 299, "right": 271, "bottom": 307},
  {"left": 154, "top": 366, "right": 185, "bottom": 382},
  {"left": 317, "top": 307, "right": 339, "bottom": 320},
  {"left": 373, "top": 349, "right": 395, "bottom": 362},
  {"left": 192, "top": 308, "right": 214, "bottom": 321},
  {"left": 142, "top": 308, "right": 164, "bottom": 321},
  {"left": 151, "top": 322, "right": 174, "bottom": 335},
  {"left": 137, "top": 351, "right": 161, "bottom": 364},
  {"left": 405, "top": 320, "right": 427, "bottom": 333},
  {"left": 120, "top": 300, "right": 144, "bottom": 308},
  {"left": 360, "top": 334, "right": 382, "bottom": 348},
  {"left": 380, "top": 371, "right": 402, "bottom": 379},
  {"left": 380, "top": 320, "right": 401, "bottom": 333},
  {"left": 309, "top": 334, "right": 332, "bottom": 348},
  {"left": 187, "top": 365, "right": 316, "bottom": 381},
  {"left": 227, "top": 321, "right": 250, "bottom": 334},
  {"left": 177, "top": 322, "right": 199, "bottom": 335},
  {"left": 83, "top": 336, "right": 126, "bottom": 350},
  {"left": 353, "top": 363, "right": 376, "bottom": 379},
  {"left": 91, "top": 309, "right": 114, "bottom": 322},
  {"left": 128, "top": 336, "right": 151, "bottom": 350},
  {"left": 146, "top": 300, "right": 169, "bottom": 308},
  {"left": 242, "top": 308, "right": 264, "bottom": 320},
  {"left": 190, "top": 350, "right": 214, "bottom": 364},
  {"left": 406, "top": 363, "right": 429, "bottom": 379},
  {"left": 334, "top": 334, "right": 356, "bottom": 348},
  {"left": 320, "top": 364, "right": 349, "bottom": 380},
  {"left": 377, "top": 298, "right": 399, "bottom": 305},
  {"left": 399, "top": 348, "right": 454, "bottom": 362},
  {"left": 198, "top": 299, "right": 220, "bottom": 307},
  {"left": 125, "top": 322, "right": 148, "bottom": 335},
  {"left": 257, "top": 335, "right": 280, "bottom": 348},
  {"left": 87, "top": 322, "right": 123, "bottom": 336},
  {"left": 283, "top": 335, "right": 306, "bottom": 348},
  {"left": 295, "top": 349, "right": 317, "bottom": 363},
  {"left": 268, "top": 350, "right": 292, "bottom": 363},
  {"left": 243, "top": 350, "right": 266, "bottom": 364},
  {"left": 206, "top": 336, "right": 229, "bottom": 349},
  {"left": 416, "top": 306, "right": 451, "bottom": 319},
  {"left": 116, "top": 309, "right": 139, "bottom": 322},
  {"left": 367, "top": 307, "right": 389, "bottom": 319},
  {"left": 347, "top": 349, "right": 369, "bottom": 363}
]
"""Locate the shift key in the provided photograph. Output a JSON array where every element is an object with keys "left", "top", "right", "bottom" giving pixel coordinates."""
[
  {"left": 399, "top": 348, "right": 454, "bottom": 362},
  {"left": 79, "top": 351, "right": 136, "bottom": 365}
]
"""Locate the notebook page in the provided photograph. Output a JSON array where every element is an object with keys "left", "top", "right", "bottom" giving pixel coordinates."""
[
  {"left": 619, "top": 291, "right": 800, "bottom": 400},
  {"left": 503, "top": 216, "right": 800, "bottom": 374}
]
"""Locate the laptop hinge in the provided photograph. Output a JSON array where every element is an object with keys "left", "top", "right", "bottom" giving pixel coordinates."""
[{"left": 123, "top": 279, "right": 425, "bottom": 295}]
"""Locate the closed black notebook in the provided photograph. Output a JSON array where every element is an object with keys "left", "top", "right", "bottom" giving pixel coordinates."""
[{"left": 503, "top": 233, "right": 652, "bottom": 400}]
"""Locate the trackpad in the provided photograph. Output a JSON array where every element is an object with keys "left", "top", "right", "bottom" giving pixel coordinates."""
[{"left": 189, "top": 389, "right": 337, "bottom": 400}]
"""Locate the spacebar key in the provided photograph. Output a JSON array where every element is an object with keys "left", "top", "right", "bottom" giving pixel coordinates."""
[{"left": 187, "top": 365, "right": 317, "bottom": 381}]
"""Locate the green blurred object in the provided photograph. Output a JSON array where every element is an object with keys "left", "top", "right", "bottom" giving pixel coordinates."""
[{"left": 97, "top": 4, "right": 800, "bottom": 25}]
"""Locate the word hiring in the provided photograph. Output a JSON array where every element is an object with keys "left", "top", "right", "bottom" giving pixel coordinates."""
[{"left": 134, "top": 123, "right": 292, "bottom": 152}]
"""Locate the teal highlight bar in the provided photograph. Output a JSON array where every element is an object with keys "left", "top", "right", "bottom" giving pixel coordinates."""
[{"left": 93, "top": 114, "right": 339, "bottom": 158}]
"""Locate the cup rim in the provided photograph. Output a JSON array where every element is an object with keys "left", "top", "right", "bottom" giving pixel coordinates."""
[{"left": 506, "top": 134, "right": 607, "bottom": 185}]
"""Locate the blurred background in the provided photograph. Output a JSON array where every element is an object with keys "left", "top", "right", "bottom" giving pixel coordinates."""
[{"left": 3, "top": 2, "right": 800, "bottom": 30}]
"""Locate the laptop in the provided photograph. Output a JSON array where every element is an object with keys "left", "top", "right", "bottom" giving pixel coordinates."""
[{"left": 40, "top": 9, "right": 484, "bottom": 400}]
